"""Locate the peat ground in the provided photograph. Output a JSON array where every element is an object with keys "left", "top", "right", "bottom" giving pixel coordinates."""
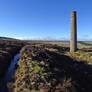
[
  {"left": 8, "top": 44, "right": 92, "bottom": 92},
  {"left": 0, "top": 38, "right": 27, "bottom": 78}
]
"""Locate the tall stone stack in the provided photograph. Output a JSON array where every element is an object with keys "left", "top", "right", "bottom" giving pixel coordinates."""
[{"left": 70, "top": 11, "right": 77, "bottom": 52}]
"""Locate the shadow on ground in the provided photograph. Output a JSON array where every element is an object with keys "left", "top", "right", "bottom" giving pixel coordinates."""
[{"left": 33, "top": 49, "right": 92, "bottom": 92}]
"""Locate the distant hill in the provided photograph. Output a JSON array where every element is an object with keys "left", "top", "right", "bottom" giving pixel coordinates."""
[{"left": 0, "top": 37, "right": 20, "bottom": 41}]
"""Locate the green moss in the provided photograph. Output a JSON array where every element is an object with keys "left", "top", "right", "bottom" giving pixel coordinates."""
[
  {"left": 31, "top": 61, "right": 44, "bottom": 73},
  {"left": 34, "top": 65, "right": 42, "bottom": 73}
]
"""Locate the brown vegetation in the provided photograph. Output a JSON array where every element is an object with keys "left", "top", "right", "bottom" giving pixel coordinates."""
[{"left": 8, "top": 44, "right": 92, "bottom": 92}]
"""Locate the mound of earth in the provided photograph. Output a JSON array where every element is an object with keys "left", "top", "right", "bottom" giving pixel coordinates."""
[{"left": 8, "top": 45, "right": 92, "bottom": 92}]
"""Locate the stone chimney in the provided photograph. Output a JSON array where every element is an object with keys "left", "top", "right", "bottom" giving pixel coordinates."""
[{"left": 70, "top": 11, "right": 77, "bottom": 52}]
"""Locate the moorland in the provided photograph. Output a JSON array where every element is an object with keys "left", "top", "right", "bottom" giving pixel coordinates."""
[{"left": 0, "top": 38, "right": 92, "bottom": 92}]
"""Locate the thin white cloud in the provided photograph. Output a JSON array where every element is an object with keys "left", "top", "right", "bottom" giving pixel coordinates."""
[{"left": 78, "top": 35, "right": 92, "bottom": 41}]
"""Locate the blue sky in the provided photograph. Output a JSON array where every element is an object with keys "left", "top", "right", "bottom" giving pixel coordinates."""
[{"left": 0, "top": 0, "right": 92, "bottom": 40}]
